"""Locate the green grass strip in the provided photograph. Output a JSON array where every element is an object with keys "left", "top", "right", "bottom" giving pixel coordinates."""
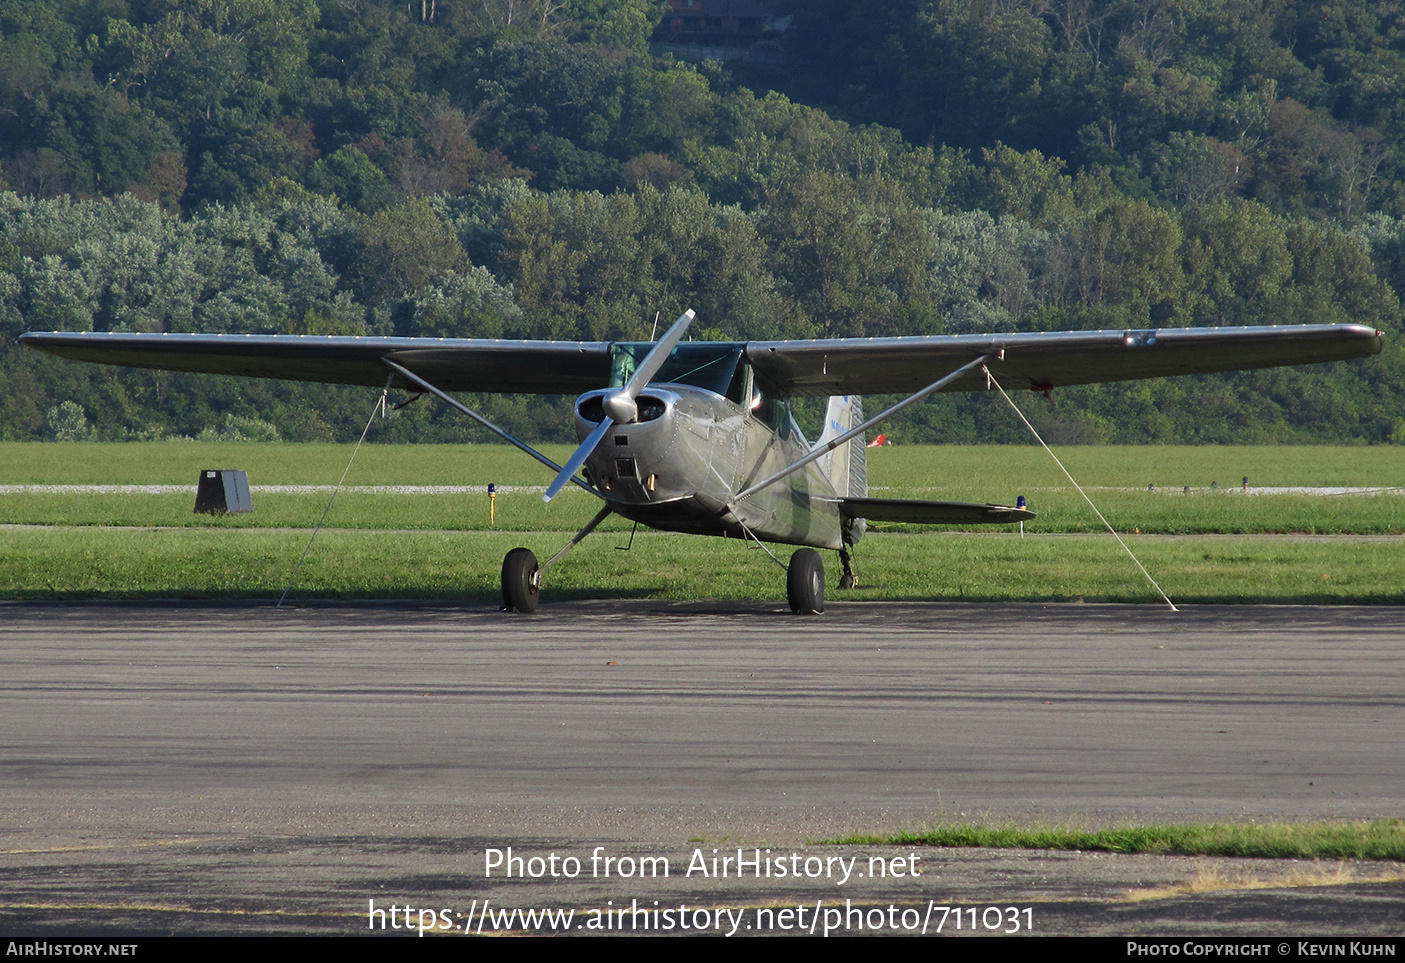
[
  {"left": 835, "top": 820, "right": 1405, "bottom": 861},
  {"left": 6, "top": 528, "right": 1405, "bottom": 603}
]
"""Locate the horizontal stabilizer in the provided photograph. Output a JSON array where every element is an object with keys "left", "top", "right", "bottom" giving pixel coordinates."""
[{"left": 838, "top": 497, "right": 1035, "bottom": 525}]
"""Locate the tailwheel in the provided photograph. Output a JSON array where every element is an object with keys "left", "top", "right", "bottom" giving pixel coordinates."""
[
  {"left": 502, "top": 548, "right": 540, "bottom": 613},
  {"left": 838, "top": 547, "right": 858, "bottom": 589},
  {"left": 786, "top": 548, "right": 825, "bottom": 615}
]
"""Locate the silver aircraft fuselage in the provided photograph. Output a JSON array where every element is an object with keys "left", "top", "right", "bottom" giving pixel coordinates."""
[{"left": 573, "top": 381, "right": 845, "bottom": 550}]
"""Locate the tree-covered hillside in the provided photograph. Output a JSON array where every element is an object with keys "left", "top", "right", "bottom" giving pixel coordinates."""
[{"left": 2, "top": 0, "right": 1402, "bottom": 445}]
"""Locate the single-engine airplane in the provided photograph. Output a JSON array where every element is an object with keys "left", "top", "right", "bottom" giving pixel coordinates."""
[{"left": 20, "top": 315, "right": 1382, "bottom": 613}]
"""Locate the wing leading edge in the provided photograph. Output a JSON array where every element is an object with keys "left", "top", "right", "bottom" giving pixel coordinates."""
[
  {"left": 747, "top": 324, "right": 1382, "bottom": 396},
  {"left": 18, "top": 332, "right": 614, "bottom": 394},
  {"left": 20, "top": 323, "right": 1381, "bottom": 397}
]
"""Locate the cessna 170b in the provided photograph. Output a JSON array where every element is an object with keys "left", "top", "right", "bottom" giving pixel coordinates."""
[{"left": 20, "top": 314, "right": 1382, "bottom": 613}]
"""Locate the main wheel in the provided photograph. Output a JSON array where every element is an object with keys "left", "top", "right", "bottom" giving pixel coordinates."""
[
  {"left": 501, "top": 548, "right": 540, "bottom": 613},
  {"left": 786, "top": 548, "right": 825, "bottom": 615}
]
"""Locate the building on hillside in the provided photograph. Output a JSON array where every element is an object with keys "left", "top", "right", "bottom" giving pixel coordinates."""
[{"left": 651, "top": 0, "right": 787, "bottom": 62}]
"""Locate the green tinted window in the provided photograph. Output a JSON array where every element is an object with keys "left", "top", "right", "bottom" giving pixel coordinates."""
[{"left": 609, "top": 342, "right": 744, "bottom": 397}]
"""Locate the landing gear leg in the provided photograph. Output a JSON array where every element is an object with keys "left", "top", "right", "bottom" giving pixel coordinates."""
[
  {"left": 838, "top": 547, "right": 858, "bottom": 589},
  {"left": 787, "top": 548, "right": 825, "bottom": 615},
  {"left": 501, "top": 505, "right": 613, "bottom": 613}
]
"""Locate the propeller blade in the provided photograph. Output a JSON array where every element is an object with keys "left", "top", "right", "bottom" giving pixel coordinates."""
[
  {"left": 622, "top": 309, "right": 694, "bottom": 397},
  {"left": 542, "top": 309, "right": 695, "bottom": 504},
  {"left": 543, "top": 416, "right": 613, "bottom": 502}
]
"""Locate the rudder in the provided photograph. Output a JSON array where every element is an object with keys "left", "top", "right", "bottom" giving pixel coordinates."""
[{"left": 815, "top": 395, "right": 867, "bottom": 498}]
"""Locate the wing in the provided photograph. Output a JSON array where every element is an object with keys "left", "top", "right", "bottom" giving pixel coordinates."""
[
  {"left": 746, "top": 324, "right": 1383, "bottom": 396},
  {"left": 17, "top": 332, "right": 613, "bottom": 394},
  {"left": 838, "top": 497, "right": 1034, "bottom": 525},
  {"left": 20, "top": 323, "right": 1382, "bottom": 397}
]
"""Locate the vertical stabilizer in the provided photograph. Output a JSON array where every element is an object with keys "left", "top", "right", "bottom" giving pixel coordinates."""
[{"left": 814, "top": 395, "right": 867, "bottom": 497}]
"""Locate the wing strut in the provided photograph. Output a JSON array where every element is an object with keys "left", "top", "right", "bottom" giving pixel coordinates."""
[
  {"left": 380, "top": 359, "right": 602, "bottom": 498},
  {"left": 734, "top": 354, "right": 993, "bottom": 502},
  {"left": 539, "top": 504, "right": 614, "bottom": 574}
]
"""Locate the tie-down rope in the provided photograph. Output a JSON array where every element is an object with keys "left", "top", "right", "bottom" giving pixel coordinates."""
[
  {"left": 278, "top": 384, "right": 388, "bottom": 607},
  {"left": 983, "top": 365, "right": 1177, "bottom": 612}
]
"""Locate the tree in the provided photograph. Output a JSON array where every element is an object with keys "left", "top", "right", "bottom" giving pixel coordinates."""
[
  {"left": 306, "top": 146, "right": 397, "bottom": 214},
  {"left": 1055, "top": 198, "right": 1186, "bottom": 320},
  {"left": 354, "top": 197, "right": 469, "bottom": 305},
  {"left": 761, "top": 173, "right": 935, "bottom": 338},
  {"left": 1182, "top": 199, "right": 1293, "bottom": 325},
  {"left": 928, "top": 208, "right": 1050, "bottom": 331},
  {"left": 1149, "top": 132, "right": 1247, "bottom": 206},
  {"left": 565, "top": 0, "right": 667, "bottom": 50},
  {"left": 45, "top": 400, "right": 96, "bottom": 441},
  {"left": 977, "top": 143, "right": 1076, "bottom": 226},
  {"left": 411, "top": 266, "right": 523, "bottom": 338}
]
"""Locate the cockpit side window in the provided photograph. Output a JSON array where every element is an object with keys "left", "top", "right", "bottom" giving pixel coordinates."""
[
  {"left": 610, "top": 343, "right": 646, "bottom": 387},
  {"left": 726, "top": 359, "right": 752, "bottom": 406},
  {"left": 749, "top": 375, "right": 788, "bottom": 432}
]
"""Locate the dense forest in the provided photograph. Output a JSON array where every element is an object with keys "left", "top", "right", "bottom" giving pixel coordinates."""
[{"left": 3, "top": 0, "right": 1405, "bottom": 446}]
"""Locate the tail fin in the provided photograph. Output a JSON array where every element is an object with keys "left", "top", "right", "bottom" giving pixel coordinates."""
[{"left": 814, "top": 395, "right": 867, "bottom": 498}]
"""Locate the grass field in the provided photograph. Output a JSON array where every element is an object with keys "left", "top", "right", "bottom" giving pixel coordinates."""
[
  {"left": 2, "top": 442, "right": 1402, "bottom": 603},
  {"left": 6, "top": 439, "right": 1404, "bottom": 487},
  {"left": 837, "top": 820, "right": 1405, "bottom": 861}
]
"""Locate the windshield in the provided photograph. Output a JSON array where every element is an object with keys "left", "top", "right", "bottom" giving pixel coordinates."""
[{"left": 610, "top": 341, "right": 745, "bottom": 399}]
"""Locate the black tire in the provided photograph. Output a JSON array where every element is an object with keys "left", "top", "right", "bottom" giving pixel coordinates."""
[
  {"left": 502, "top": 548, "right": 540, "bottom": 613},
  {"left": 787, "top": 548, "right": 825, "bottom": 615}
]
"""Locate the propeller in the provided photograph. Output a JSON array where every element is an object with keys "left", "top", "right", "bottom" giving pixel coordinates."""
[{"left": 542, "top": 309, "right": 695, "bottom": 503}]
